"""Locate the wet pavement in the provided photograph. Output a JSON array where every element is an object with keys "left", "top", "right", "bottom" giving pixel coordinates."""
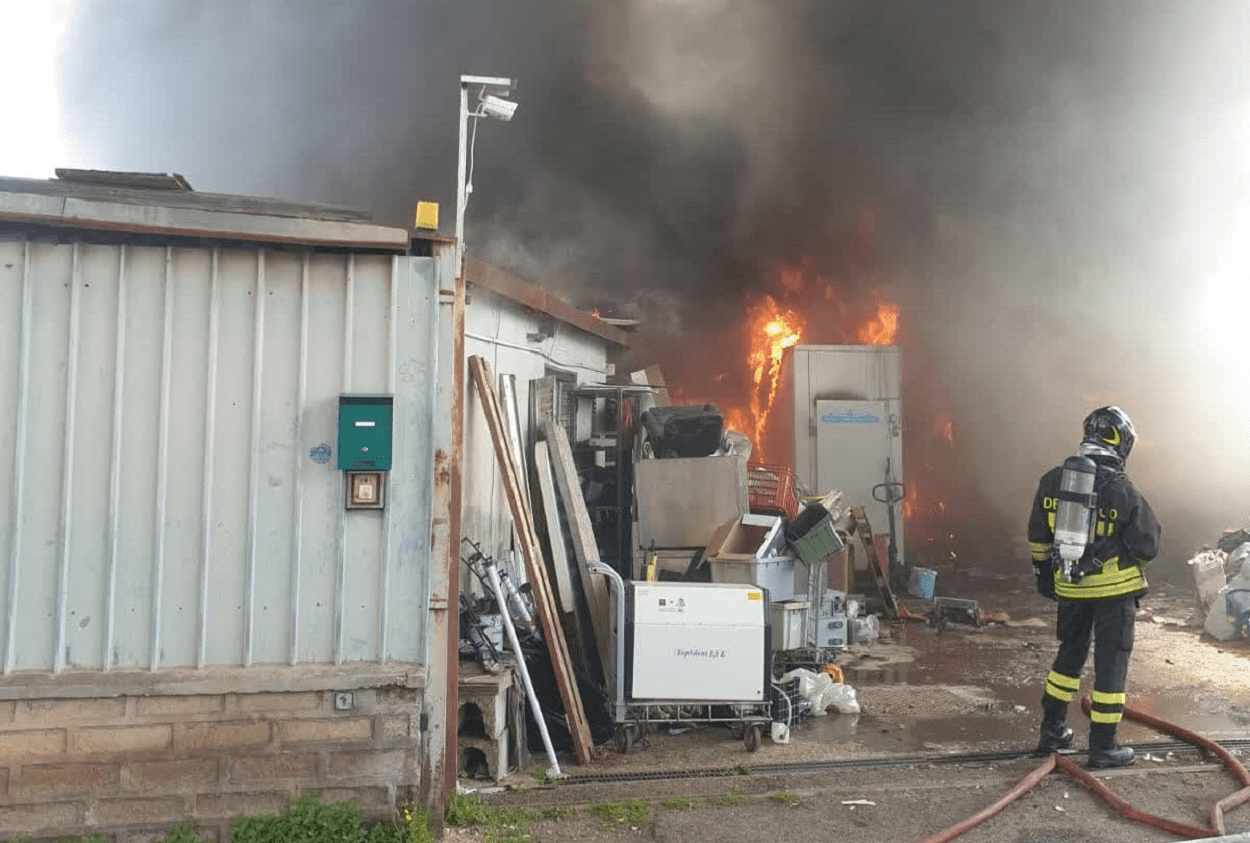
[{"left": 802, "top": 573, "right": 1250, "bottom": 756}]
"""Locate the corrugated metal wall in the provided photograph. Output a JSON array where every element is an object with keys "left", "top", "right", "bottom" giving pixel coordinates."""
[{"left": 0, "top": 237, "right": 448, "bottom": 672}]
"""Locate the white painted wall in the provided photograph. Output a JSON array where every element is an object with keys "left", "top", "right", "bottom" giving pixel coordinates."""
[{"left": 461, "top": 286, "right": 613, "bottom": 565}]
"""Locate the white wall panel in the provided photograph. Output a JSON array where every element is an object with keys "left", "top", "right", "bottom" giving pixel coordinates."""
[
  {"left": 0, "top": 236, "right": 449, "bottom": 672},
  {"left": 461, "top": 287, "right": 611, "bottom": 563}
]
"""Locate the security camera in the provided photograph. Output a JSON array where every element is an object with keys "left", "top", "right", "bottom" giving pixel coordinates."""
[{"left": 479, "top": 94, "right": 518, "bottom": 122}]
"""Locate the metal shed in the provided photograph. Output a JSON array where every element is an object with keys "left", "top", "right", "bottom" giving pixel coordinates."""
[{"left": 0, "top": 171, "right": 460, "bottom": 839}]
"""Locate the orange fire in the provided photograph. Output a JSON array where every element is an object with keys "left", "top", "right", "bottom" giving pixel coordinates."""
[
  {"left": 933, "top": 412, "right": 954, "bottom": 445},
  {"left": 857, "top": 299, "right": 899, "bottom": 345},
  {"left": 902, "top": 483, "right": 919, "bottom": 520},
  {"left": 592, "top": 307, "right": 601, "bottom": 319},
  {"left": 738, "top": 295, "right": 803, "bottom": 460}
]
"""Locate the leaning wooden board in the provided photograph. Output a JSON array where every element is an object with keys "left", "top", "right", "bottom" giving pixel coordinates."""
[
  {"left": 469, "top": 356, "right": 594, "bottom": 765},
  {"left": 850, "top": 505, "right": 900, "bottom": 620},
  {"left": 534, "top": 439, "right": 576, "bottom": 612},
  {"left": 542, "top": 420, "right": 612, "bottom": 680}
]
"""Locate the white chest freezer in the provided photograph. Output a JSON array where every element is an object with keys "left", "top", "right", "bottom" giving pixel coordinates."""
[{"left": 624, "top": 582, "right": 770, "bottom": 702}]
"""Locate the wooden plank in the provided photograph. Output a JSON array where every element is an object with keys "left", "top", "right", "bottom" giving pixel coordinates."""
[
  {"left": 534, "top": 440, "right": 576, "bottom": 611},
  {"left": 543, "top": 420, "right": 612, "bottom": 678},
  {"left": 469, "top": 356, "right": 595, "bottom": 765},
  {"left": 851, "top": 505, "right": 900, "bottom": 620}
]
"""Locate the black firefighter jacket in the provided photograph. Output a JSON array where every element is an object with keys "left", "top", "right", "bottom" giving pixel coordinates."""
[{"left": 1028, "top": 461, "right": 1162, "bottom": 600}]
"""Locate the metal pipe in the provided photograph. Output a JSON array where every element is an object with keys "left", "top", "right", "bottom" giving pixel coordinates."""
[
  {"left": 589, "top": 561, "right": 627, "bottom": 722},
  {"left": 455, "top": 83, "right": 469, "bottom": 278},
  {"left": 498, "top": 552, "right": 533, "bottom": 627},
  {"left": 484, "top": 559, "right": 562, "bottom": 779}
]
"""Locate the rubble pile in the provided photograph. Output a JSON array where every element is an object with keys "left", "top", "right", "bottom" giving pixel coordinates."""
[{"left": 1189, "top": 528, "right": 1250, "bottom": 641}]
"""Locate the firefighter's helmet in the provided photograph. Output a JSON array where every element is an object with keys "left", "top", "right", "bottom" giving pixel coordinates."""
[{"left": 1080, "top": 406, "right": 1136, "bottom": 464}]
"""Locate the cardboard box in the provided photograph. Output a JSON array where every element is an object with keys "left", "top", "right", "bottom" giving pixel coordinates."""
[
  {"left": 825, "top": 546, "right": 850, "bottom": 594},
  {"left": 706, "top": 514, "right": 785, "bottom": 561}
]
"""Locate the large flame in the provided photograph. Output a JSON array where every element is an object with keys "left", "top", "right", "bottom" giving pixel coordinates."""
[
  {"left": 857, "top": 299, "right": 899, "bottom": 345},
  {"left": 741, "top": 295, "right": 803, "bottom": 460}
]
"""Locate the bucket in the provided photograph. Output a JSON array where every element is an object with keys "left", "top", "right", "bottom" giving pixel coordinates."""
[{"left": 908, "top": 567, "right": 937, "bottom": 600}]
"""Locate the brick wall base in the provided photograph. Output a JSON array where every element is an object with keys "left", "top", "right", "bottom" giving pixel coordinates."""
[{"left": 0, "top": 669, "right": 425, "bottom": 842}]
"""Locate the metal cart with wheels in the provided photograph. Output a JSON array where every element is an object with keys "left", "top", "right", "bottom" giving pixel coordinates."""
[{"left": 590, "top": 563, "right": 774, "bottom": 754}]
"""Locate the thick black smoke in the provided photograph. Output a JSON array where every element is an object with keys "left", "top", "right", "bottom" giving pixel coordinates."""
[{"left": 58, "top": 1, "right": 1250, "bottom": 567}]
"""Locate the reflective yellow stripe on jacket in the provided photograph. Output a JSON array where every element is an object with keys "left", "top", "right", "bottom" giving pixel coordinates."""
[
  {"left": 1053, "top": 556, "right": 1147, "bottom": 600},
  {"left": 1029, "top": 542, "right": 1050, "bottom": 563}
]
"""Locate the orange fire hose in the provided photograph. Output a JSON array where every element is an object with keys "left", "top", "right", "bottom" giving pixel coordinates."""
[
  {"left": 1084, "top": 695, "right": 1250, "bottom": 835},
  {"left": 910, "top": 754, "right": 1056, "bottom": 843},
  {"left": 908, "top": 696, "right": 1250, "bottom": 843},
  {"left": 1052, "top": 754, "right": 1214, "bottom": 840}
]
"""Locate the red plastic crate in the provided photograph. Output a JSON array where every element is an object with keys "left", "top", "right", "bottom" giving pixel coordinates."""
[{"left": 746, "top": 462, "right": 799, "bottom": 520}]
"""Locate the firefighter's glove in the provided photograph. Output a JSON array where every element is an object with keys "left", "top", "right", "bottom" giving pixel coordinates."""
[{"left": 1033, "top": 562, "right": 1057, "bottom": 601}]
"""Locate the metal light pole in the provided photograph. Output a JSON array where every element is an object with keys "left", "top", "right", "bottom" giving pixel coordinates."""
[{"left": 455, "top": 74, "right": 518, "bottom": 279}]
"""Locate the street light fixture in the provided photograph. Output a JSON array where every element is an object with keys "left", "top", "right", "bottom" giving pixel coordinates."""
[{"left": 456, "top": 74, "right": 519, "bottom": 277}]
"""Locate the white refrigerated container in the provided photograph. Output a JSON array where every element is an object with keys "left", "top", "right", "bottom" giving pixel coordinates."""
[{"left": 790, "top": 344, "right": 905, "bottom": 565}]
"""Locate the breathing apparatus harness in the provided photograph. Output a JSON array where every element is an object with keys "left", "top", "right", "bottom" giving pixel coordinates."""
[{"left": 1051, "top": 455, "right": 1123, "bottom": 583}]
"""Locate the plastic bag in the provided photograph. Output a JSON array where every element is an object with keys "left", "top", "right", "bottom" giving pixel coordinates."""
[
  {"left": 778, "top": 668, "right": 860, "bottom": 716},
  {"left": 822, "top": 683, "right": 861, "bottom": 715}
]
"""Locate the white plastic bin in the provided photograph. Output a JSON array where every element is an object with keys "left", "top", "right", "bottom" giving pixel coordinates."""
[
  {"left": 709, "top": 555, "right": 798, "bottom": 601},
  {"left": 770, "top": 600, "right": 810, "bottom": 650}
]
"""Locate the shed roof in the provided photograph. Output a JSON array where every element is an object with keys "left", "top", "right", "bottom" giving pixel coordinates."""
[
  {"left": 465, "top": 257, "right": 632, "bottom": 349},
  {"left": 0, "top": 169, "right": 411, "bottom": 251}
]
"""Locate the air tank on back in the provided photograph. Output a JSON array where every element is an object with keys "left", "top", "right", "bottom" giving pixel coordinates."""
[{"left": 1054, "top": 455, "right": 1098, "bottom": 583}]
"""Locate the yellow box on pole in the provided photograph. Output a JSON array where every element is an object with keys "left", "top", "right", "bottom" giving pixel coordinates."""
[{"left": 415, "top": 201, "right": 440, "bottom": 230}]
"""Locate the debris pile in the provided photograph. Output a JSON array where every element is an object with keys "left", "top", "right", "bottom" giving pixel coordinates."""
[{"left": 1189, "top": 528, "right": 1250, "bottom": 641}]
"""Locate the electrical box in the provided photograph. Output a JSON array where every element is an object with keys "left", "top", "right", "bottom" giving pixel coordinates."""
[{"left": 338, "top": 395, "right": 394, "bottom": 471}]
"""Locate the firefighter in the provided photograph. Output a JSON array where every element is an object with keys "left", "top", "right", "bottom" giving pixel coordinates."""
[{"left": 1027, "top": 406, "right": 1161, "bottom": 769}]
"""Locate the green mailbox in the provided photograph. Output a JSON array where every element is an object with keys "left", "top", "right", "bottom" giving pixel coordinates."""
[{"left": 338, "top": 395, "right": 394, "bottom": 471}]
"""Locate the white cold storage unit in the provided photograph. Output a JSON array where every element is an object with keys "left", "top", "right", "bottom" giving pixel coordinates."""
[
  {"left": 626, "top": 582, "right": 769, "bottom": 702},
  {"left": 792, "top": 345, "right": 904, "bottom": 564}
]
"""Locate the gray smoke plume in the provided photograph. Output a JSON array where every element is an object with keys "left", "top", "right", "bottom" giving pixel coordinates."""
[{"left": 57, "top": 1, "right": 1250, "bottom": 569}]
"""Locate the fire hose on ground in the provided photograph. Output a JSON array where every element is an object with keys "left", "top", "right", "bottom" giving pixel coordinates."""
[{"left": 910, "top": 696, "right": 1250, "bottom": 843}]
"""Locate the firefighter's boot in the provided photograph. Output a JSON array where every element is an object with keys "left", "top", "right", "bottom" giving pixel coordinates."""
[
  {"left": 1034, "top": 697, "right": 1074, "bottom": 755},
  {"left": 1088, "top": 723, "right": 1134, "bottom": 769}
]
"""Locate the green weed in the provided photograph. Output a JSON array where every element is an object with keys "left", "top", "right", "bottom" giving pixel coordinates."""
[
  {"left": 444, "top": 792, "right": 492, "bottom": 827},
  {"left": 589, "top": 799, "right": 651, "bottom": 828},
  {"left": 158, "top": 823, "right": 213, "bottom": 843},
  {"left": 231, "top": 793, "right": 369, "bottom": 843},
  {"left": 709, "top": 787, "right": 750, "bottom": 807},
  {"left": 661, "top": 797, "right": 699, "bottom": 811},
  {"left": 769, "top": 791, "right": 799, "bottom": 806},
  {"left": 540, "top": 805, "right": 576, "bottom": 820}
]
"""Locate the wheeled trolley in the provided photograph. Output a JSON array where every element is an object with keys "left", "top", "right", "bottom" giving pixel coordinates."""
[{"left": 590, "top": 564, "right": 774, "bottom": 753}]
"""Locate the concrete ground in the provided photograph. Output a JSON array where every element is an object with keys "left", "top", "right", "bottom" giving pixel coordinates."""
[{"left": 459, "top": 565, "right": 1250, "bottom": 843}]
